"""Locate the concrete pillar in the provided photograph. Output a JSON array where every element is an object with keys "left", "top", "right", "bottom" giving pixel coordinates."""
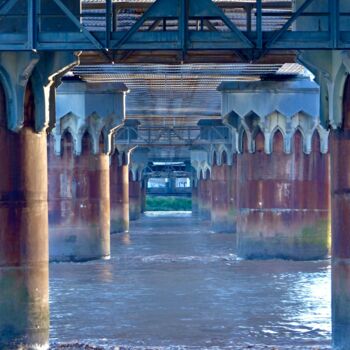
[
  {"left": 229, "top": 154, "right": 238, "bottom": 232},
  {"left": 210, "top": 150, "right": 236, "bottom": 233},
  {"left": 140, "top": 179, "right": 147, "bottom": 213},
  {"left": 0, "top": 52, "right": 77, "bottom": 349},
  {"left": 191, "top": 179, "right": 199, "bottom": 215},
  {"left": 199, "top": 169, "right": 212, "bottom": 220},
  {"left": 128, "top": 148, "right": 148, "bottom": 220},
  {"left": 110, "top": 151, "right": 130, "bottom": 233},
  {"left": 237, "top": 129, "right": 330, "bottom": 260},
  {"left": 49, "top": 79, "right": 127, "bottom": 261},
  {"left": 331, "top": 75, "right": 350, "bottom": 349},
  {"left": 129, "top": 173, "right": 142, "bottom": 221},
  {"left": 220, "top": 78, "right": 330, "bottom": 260},
  {"left": 296, "top": 49, "right": 350, "bottom": 350}
]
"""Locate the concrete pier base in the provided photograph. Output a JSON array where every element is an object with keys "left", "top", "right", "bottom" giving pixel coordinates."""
[
  {"left": 48, "top": 133, "right": 110, "bottom": 262},
  {"left": 0, "top": 83, "right": 49, "bottom": 349},
  {"left": 331, "top": 76, "right": 350, "bottom": 349},
  {"left": 237, "top": 131, "right": 330, "bottom": 260},
  {"left": 110, "top": 152, "right": 129, "bottom": 233}
]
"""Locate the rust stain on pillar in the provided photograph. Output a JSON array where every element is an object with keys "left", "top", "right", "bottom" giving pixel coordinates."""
[
  {"left": 237, "top": 130, "right": 330, "bottom": 260},
  {"left": 129, "top": 172, "right": 142, "bottom": 221},
  {"left": 331, "top": 76, "right": 350, "bottom": 347},
  {"left": 0, "top": 82, "right": 49, "bottom": 348},
  {"left": 48, "top": 132, "right": 110, "bottom": 262},
  {"left": 191, "top": 181, "right": 199, "bottom": 215},
  {"left": 211, "top": 157, "right": 233, "bottom": 233},
  {"left": 110, "top": 151, "right": 129, "bottom": 233},
  {"left": 199, "top": 169, "right": 212, "bottom": 220}
]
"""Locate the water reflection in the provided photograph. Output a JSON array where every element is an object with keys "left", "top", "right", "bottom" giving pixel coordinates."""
[{"left": 49, "top": 211, "right": 331, "bottom": 349}]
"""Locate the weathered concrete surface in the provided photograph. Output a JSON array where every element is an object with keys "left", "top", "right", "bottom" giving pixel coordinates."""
[
  {"left": 110, "top": 152, "right": 129, "bottom": 233},
  {"left": 0, "top": 83, "right": 49, "bottom": 349},
  {"left": 140, "top": 180, "right": 147, "bottom": 213},
  {"left": 237, "top": 131, "right": 330, "bottom": 260},
  {"left": 129, "top": 176, "right": 142, "bottom": 221},
  {"left": 198, "top": 176, "right": 212, "bottom": 220},
  {"left": 211, "top": 163, "right": 234, "bottom": 233},
  {"left": 191, "top": 182, "right": 199, "bottom": 214},
  {"left": 48, "top": 133, "right": 110, "bottom": 262},
  {"left": 331, "top": 76, "right": 350, "bottom": 350},
  {"left": 229, "top": 155, "right": 238, "bottom": 232}
]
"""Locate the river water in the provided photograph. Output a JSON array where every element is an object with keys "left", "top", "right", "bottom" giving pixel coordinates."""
[{"left": 49, "top": 211, "right": 331, "bottom": 350}]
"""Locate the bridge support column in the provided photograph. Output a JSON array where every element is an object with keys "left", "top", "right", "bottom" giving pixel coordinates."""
[
  {"left": 210, "top": 147, "right": 236, "bottom": 233},
  {"left": 220, "top": 78, "right": 330, "bottom": 260},
  {"left": 296, "top": 51, "right": 350, "bottom": 348},
  {"left": 237, "top": 128, "right": 329, "bottom": 260},
  {"left": 0, "top": 52, "right": 77, "bottom": 349},
  {"left": 129, "top": 148, "right": 148, "bottom": 221},
  {"left": 191, "top": 179, "right": 199, "bottom": 215},
  {"left": 199, "top": 171, "right": 212, "bottom": 220},
  {"left": 110, "top": 150, "right": 130, "bottom": 233},
  {"left": 129, "top": 176, "right": 142, "bottom": 221},
  {"left": 141, "top": 179, "right": 147, "bottom": 213},
  {"left": 331, "top": 75, "right": 350, "bottom": 349},
  {"left": 49, "top": 80, "right": 126, "bottom": 261}
]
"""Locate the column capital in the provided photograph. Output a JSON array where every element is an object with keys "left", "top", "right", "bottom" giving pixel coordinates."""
[
  {"left": 220, "top": 78, "right": 329, "bottom": 154},
  {"left": 53, "top": 79, "right": 128, "bottom": 156},
  {"left": 0, "top": 51, "right": 78, "bottom": 133}
]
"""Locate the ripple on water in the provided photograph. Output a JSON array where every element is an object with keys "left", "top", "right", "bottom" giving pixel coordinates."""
[{"left": 49, "top": 212, "right": 331, "bottom": 349}]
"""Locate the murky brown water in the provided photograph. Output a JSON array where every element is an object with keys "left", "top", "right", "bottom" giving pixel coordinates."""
[{"left": 49, "top": 212, "right": 331, "bottom": 350}]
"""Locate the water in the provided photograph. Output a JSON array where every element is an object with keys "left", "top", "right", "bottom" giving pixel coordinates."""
[{"left": 49, "top": 211, "right": 331, "bottom": 349}]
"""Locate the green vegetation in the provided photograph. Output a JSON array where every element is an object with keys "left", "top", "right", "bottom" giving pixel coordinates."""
[{"left": 146, "top": 196, "right": 192, "bottom": 211}]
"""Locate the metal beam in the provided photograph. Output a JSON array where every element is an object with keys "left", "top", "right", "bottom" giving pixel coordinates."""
[
  {"left": 265, "top": 0, "right": 316, "bottom": 49},
  {"left": 0, "top": 0, "right": 18, "bottom": 16},
  {"left": 53, "top": 0, "right": 104, "bottom": 50}
]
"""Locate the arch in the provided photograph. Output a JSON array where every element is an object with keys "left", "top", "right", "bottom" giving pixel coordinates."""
[
  {"left": 81, "top": 131, "right": 93, "bottom": 155},
  {"left": 0, "top": 80, "right": 6, "bottom": 128},
  {"left": 0, "top": 66, "right": 16, "bottom": 131},
  {"left": 253, "top": 128, "right": 264, "bottom": 153},
  {"left": 221, "top": 150, "right": 228, "bottom": 165},
  {"left": 343, "top": 75, "right": 350, "bottom": 130},
  {"left": 23, "top": 80, "right": 35, "bottom": 130},
  {"left": 99, "top": 130, "right": 105, "bottom": 154},
  {"left": 311, "top": 129, "right": 321, "bottom": 154},
  {"left": 241, "top": 129, "right": 249, "bottom": 154},
  {"left": 272, "top": 129, "right": 284, "bottom": 154},
  {"left": 204, "top": 167, "right": 211, "bottom": 180},
  {"left": 212, "top": 150, "right": 218, "bottom": 166},
  {"left": 61, "top": 130, "right": 73, "bottom": 157},
  {"left": 293, "top": 128, "right": 304, "bottom": 155}
]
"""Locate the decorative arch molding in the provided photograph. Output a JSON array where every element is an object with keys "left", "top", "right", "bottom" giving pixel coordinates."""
[
  {"left": 52, "top": 111, "right": 122, "bottom": 156},
  {"left": 0, "top": 51, "right": 78, "bottom": 133},
  {"left": 224, "top": 110, "right": 329, "bottom": 155}
]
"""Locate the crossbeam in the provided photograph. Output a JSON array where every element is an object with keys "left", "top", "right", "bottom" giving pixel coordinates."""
[{"left": 0, "top": 0, "right": 348, "bottom": 61}]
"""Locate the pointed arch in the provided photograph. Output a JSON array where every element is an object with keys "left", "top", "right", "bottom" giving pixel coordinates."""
[
  {"left": 0, "top": 79, "right": 6, "bottom": 129},
  {"left": 272, "top": 128, "right": 284, "bottom": 154},
  {"left": 81, "top": 130, "right": 93, "bottom": 155},
  {"left": 253, "top": 127, "right": 264, "bottom": 153}
]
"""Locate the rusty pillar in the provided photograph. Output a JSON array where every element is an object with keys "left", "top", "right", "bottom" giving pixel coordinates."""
[
  {"left": 237, "top": 130, "right": 330, "bottom": 260},
  {"left": 192, "top": 180, "right": 199, "bottom": 215},
  {"left": 110, "top": 151, "right": 129, "bottom": 233},
  {"left": 211, "top": 161, "right": 233, "bottom": 233},
  {"left": 331, "top": 76, "right": 350, "bottom": 349},
  {"left": 199, "top": 170, "right": 212, "bottom": 220},
  {"left": 48, "top": 132, "right": 110, "bottom": 262},
  {"left": 129, "top": 174, "right": 142, "bottom": 221},
  {"left": 0, "top": 82, "right": 49, "bottom": 348},
  {"left": 229, "top": 155, "right": 238, "bottom": 232},
  {"left": 140, "top": 179, "right": 147, "bottom": 213}
]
